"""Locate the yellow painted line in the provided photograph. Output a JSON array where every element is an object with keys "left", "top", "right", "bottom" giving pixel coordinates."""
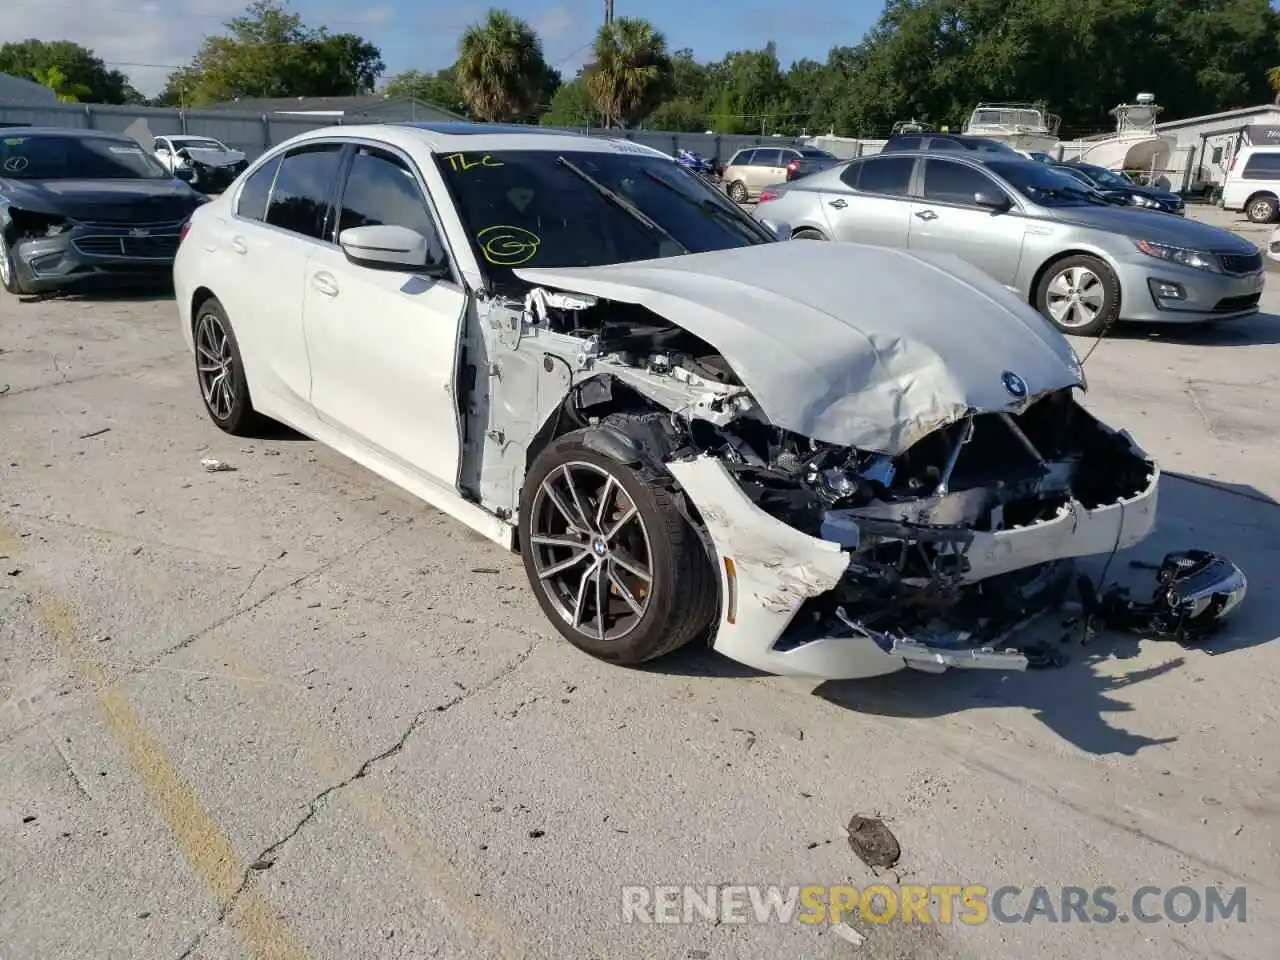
[
  {"left": 194, "top": 635, "right": 526, "bottom": 960},
  {"left": 2, "top": 527, "right": 309, "bottom": 960}
]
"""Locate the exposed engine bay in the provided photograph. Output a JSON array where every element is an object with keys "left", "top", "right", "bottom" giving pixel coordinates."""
[{"left": 466, "top": 284, "right": 1243, "bottom": 674}]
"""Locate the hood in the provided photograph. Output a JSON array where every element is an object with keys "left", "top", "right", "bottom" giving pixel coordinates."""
[
  {"left": 178, "top": 146, "right": 246, "bottom": 168},
  {"left": 1046, "top": 204, "right": 1251, "bottom": 250},
  {"left": 514, "top": 241, "right": 1084, "bottom": 455},
  {"left": 1, "top": 178, "right": 203, "bottom": 222}
]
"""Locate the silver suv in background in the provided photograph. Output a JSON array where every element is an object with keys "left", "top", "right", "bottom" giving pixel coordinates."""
[{"left": 754, "top": 152, "right": 1264, "bottom": 337}]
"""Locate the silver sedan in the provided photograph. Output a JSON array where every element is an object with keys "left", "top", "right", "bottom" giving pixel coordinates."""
[{"left": 754, "top": 152, "right": 1265, "bottom": 337}]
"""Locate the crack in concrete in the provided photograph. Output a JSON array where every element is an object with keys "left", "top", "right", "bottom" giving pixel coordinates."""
[
  {"left": 170, "top": 634, "right": 542, "bottom": 960},
  {"left": 145, "top": 528, "right": 397, "bottom": 671},
  {"left": 0, "top": 351, "right": 189, "bottom": 398}
]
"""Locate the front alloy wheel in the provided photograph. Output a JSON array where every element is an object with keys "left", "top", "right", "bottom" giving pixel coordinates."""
[
  {"left": 1036, "top": 254, "right": 1121, "bottom": 338},
  {"left": 519, "top": 428, "right": 717, "bottom": 666},
  {"left": 0, "top": 241, "right": 28, "bottom": 295}
]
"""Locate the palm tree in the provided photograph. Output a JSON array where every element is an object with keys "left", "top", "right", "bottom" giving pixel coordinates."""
[
  {"left": 455, "top": 9, "right": 547, "bottom": 122},
  {"left": 1268, "top": 66, "right": 1280, "bottom": 105},
  {"left": 585, "top": 18, "right": 672, "bottom": 129},
  {"left": 30, "top": 65, "right": 93, "bottom": 103}
]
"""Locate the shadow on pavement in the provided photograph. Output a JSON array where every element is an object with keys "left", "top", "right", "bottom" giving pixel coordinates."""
[
  {"left": 654, "top": 471, "right": 1278, "bottom": 758},
  {"left": 17, "top": 277, "right": 176, "bottom": 304},
  {"left": 1106, "top": 311, "right": 1280, "bottom": 347}
]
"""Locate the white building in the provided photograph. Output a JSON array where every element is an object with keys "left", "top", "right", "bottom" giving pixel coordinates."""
[{"left": 0, "top": 72, "right": 57, "bottom": 104}]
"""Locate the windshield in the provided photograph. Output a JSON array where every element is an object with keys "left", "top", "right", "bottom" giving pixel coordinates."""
[
  {"left": 985, "top": 160, "right": 1110, "bottom": 207},
  {"left": 171, "top": 138, "right": 226, "bottom": 151},
  {"left": 1072, "top": 164, "right": 1129, "bottom": 188},
  {"left": 0, "top": 134, "right": 172, "bottom": 181},
  {"left": 435, "top": 148, "right": 774, "bottom": 290}
]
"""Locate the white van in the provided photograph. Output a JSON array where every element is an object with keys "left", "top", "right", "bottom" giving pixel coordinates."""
[{"left": 1221, "top": 145, "right": 1280, "bottom": 222}]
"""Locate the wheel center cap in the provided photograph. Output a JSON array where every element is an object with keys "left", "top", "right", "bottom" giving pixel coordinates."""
[{"left": 592, "top": 539, "right": 608, "bottom": 557}]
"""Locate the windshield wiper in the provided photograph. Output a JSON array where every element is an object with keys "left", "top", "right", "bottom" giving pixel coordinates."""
[
  {"left": 555, "top": 155, "right": 688, "bottom": 254},
  {"left": 638, "top": 168, "right": 771, "bottom": 244}
]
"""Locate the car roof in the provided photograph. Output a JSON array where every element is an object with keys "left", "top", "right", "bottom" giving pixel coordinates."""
[
  {"left": 279, "top": 121, "right": 675, "bottom": 160},
  {"left": 0, "top": 126, "right": 136, "bottom": 141}
]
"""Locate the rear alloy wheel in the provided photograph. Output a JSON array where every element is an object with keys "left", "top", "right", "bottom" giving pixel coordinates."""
[
  {"left": 727, "top": 180, "right": 749, "bottom": 204},
  {"left": 193, "top": 296, "right": 261, "bottom": 435},
  {"left": 0, "top": 241, "right": 29, "bottom": 295},
  {"left": 1246, "top": 194, "right": 1278, "bottom": 224},
  {"left": 792, "top": 228, "right": 827, "bottom": 241},
  {"left": 1035, "top": 255, "right": 1121, "bottom": 338},
  {"left": 519, "top": 430, "right": 717, "bottom": 666}
]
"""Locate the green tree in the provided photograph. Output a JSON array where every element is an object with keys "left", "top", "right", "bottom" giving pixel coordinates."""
[
  {"left": 541, "top": 77, "right": 597, "bottom": 127},
  {"left": 383, "top": 68, "right": 468, "bottom": 114},
  {"left": 156, "top": 0, "right": 384, "bottom": 106},
  {"left": 29, "top": 64, "right": 93, "bottom": 103},
  {"left": 0, "top": 39, "right": 140, "bottom": 104},
  {"left": 644, "top": 98, "right": 707, "bottom": 132},
  {"left": 584, "top": 17, "right": 672, "bottom": 128},
  {"left": 455, "top": 9, "right": 550, "bottom": 122}
]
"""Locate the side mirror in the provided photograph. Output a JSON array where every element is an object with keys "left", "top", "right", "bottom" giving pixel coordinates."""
[
  {"left": 339, "top": 224, "right": 448, "bottom": 275},
  {"left": 758, "top": 218, "right": 792, "bottom": 240},
  {"left": 973, "top": 190, "right": 1011, "bottom": 212}
]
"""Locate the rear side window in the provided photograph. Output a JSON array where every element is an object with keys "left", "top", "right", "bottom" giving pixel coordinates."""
[
  {"left": 1242, "top": 151, "right": 1280, "bottom": 179},
  {"left": 752, "top": 148, "right": 783, "bottom": 167},
  {"left": 236, "top": 155, "right": 281, "bottom": 222},
  {"left": 264, "top": 143, "right": 344, "bottom": 240},
  {"left": 853, "top": 156, "right": 915, "bottom": 196}
]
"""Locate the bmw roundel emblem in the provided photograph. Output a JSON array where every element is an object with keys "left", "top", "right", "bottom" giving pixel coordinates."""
[{"left": 1001, "top": 371, "right": 1028, "bottom": 399}]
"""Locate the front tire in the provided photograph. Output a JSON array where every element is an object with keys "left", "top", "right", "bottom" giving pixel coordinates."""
[
  {"left": 1246, "top": 193, "right": 1278, "bottom": 224},
  {"left": 1, "top": 241, "right": 29, "bottom": 295},
  {"left": 1035, "top": 254, "right": 1121, "bottom": 338},
  {"left": 193, "top": 296, "right": 261, "bottom": 435},
  {"left": 518, "top": 429, "right": 717, "bottom": 666},
  {"left": 727, "top": 180, "right": 749, "bottom": 204}
]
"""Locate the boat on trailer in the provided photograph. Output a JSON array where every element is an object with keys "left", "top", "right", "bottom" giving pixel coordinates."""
[
  {"left": 962, "top": 102, "right": 1061, "bottom": 153},
  {"left": 1075, "top": 93, "right": 1175, "bottom": 181}
]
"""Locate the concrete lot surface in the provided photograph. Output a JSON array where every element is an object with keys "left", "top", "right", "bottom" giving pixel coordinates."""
[{"left": 2, "top": 223, "right": 1278, "bottom": 959}]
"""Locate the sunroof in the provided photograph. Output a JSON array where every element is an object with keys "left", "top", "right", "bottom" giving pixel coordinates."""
[{"left": 401, "top": 121, "right": 573, "bottom": 136}]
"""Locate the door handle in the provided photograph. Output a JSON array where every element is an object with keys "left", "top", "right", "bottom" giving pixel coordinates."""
[
  {"left": 229, "top": 235, "right": 247, "bottom": 254},
  {"left": 915, "top": 209, "right": 938, "bottom": 221},
  {"left": 828, "top": 198, "right": 848, "bottom": 209},
  {"left": 311, "top": 271, "right": 339, "bottom": 297}
]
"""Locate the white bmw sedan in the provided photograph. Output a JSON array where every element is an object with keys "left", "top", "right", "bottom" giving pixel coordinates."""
[{"left": 174, "top": 122, "right": 1162, "bottom": 680}]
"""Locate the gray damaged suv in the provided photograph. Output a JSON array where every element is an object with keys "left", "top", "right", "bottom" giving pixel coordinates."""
[{"left": 754, "top": 151, "right": 1265, "bottom": 337}]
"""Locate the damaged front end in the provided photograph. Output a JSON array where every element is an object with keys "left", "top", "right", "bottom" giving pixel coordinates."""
[{"left": 484, "top": 280, "right": 1162, "bottom": 679}]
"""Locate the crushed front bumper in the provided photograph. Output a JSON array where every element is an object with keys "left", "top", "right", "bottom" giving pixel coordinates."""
[
  {"left": 667, "top": 449, "right": 1160, "bottom": 680},
  {"left": 10, "top": 223, "right": 182, "bottom": 293}
]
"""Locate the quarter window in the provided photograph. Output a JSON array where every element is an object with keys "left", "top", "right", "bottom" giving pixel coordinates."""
[
  {"left": 921, "top": 158, "right": 1002, "bottom": 205},
  {"left": 264, "top": 143, "right": 344, "bottom": 240},
  {"left": 236, "top": 155, "right": 281, "bottom": 223}
]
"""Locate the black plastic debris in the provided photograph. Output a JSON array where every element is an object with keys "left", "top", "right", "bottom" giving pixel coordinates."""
[
  {"left": 846, "top": 815, "right": 900, "bottom": 870},
  {"left": 1082, "top": 550, "right": 1247, "bottom": 645}
]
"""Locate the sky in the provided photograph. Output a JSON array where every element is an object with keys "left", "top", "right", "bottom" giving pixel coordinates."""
[{"left": 2, "top": 0, "right": 884, "bottom": 98}]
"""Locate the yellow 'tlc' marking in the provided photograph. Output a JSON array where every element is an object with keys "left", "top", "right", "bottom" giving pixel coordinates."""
[
  {"left": 2, "top": 527, "right": 310, "bottom": 960},
  {"left": 442, "top": 152, "right": 504, "bottom": 171}
]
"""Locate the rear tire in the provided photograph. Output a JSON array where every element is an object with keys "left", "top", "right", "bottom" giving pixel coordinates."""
[
  {"left": 727, "top": 180, "right": 748, "bottom": 204},
  {"left": 192, "top": 296, "right": 262, "bottom": 436},
  {"left": 792, "top": 228, "right": 827, "bottom": 240},
  {"left": 1034, "top": 254, "right": 1121, "bottom": 338},
  {"left": 518, "top": 428, "right": 717, "bottom": 666},
  {"left": 1246, "top": 193, "right": 1278, "bottom": 224}
]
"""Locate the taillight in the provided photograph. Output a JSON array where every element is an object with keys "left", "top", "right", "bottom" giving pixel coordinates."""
[
  {"left": 179, "top": 219, "right": 193, "bottom": 244},
  {"left": 786, "top": 158, "right": 801, "bottom": 180},
  {"left": 759, "top": 189, "right": 777, "bottom": 203}
]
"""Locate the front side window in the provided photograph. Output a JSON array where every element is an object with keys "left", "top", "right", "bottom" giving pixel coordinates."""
[
  {"left": 236, "top": 155, "right": 281, "bottom": 222},
  {"left": 0, "top": 134, "right": 172, "bottom": 180},
  {"left": 264, "top": 143, "right": 343, "bottom": 240},
  {"left": 434, "top": 149, "right": 773, "bottom": 291},
  {"left": 336, "top": 146, "right": 437, "bottom": 239},
  {"left": 922, "top": 158, "right": 1003, "bottom": 205},
  {"left": 855, "top": 156, "right": 915, "bottom": 196}
]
